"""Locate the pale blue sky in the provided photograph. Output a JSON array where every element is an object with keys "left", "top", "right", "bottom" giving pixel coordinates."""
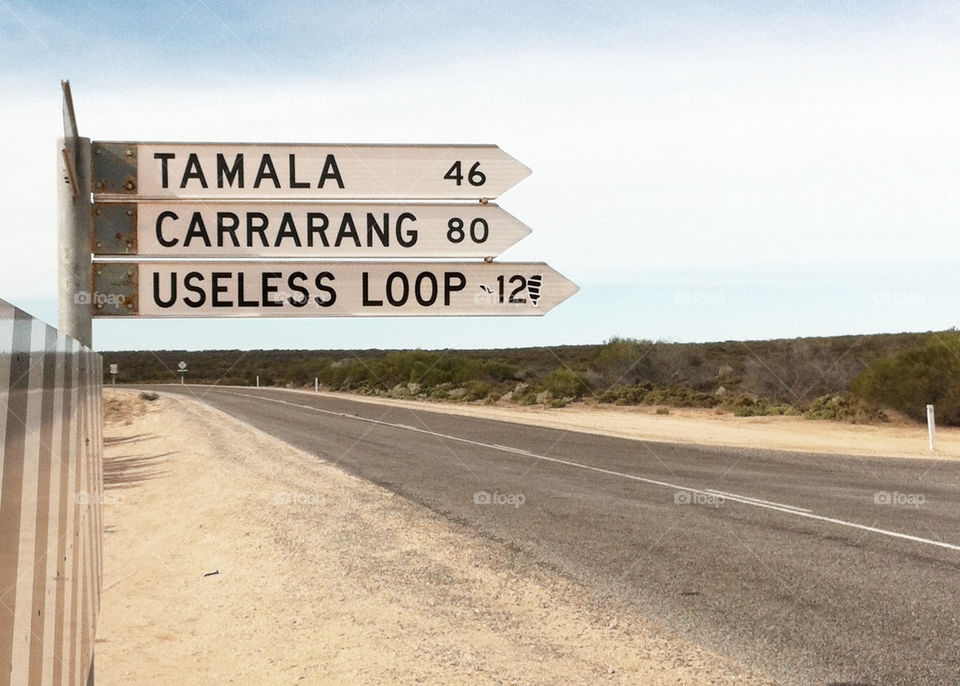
[{"left": 1, "top": 1, "right": 958, "bottom": 350}]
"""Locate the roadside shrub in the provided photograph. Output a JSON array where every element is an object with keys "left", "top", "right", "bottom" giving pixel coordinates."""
[
  {"left": 852, "top": 334, "right": 960, "bottom": 425},
  {"left": 769, "top": 404, "right": 801, "bottom": 416},
  {"left": 598, "top": 382, "right": 717, "bottom": 408},
  {"left": 480, "top": 360, "right": 521, "bottom": 383},
  {"left": 728, "top": 394, "right": 768, "bottom": 417},
  {"left": 590, "top": 337, "right": 655, "bottom": 387},
  {"left": 643, "top": 385, "right": 718, "bottom": 409},
  {"left": 598, "top": 383, "right": 653, "bottom": 405},
  {"left": 139, "top": 391, "right": 159, "bottom": 402},
  {"left": 540, "top": 367, "right": 586, "bottom": 399},
  {"left": 804, "top": 394, "right": 879, "bottom": 423},
  {"left": 461, "top": 381, "right": 493, "bottom": 402}
]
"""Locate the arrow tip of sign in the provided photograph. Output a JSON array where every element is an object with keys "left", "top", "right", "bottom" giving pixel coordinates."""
[
  {"left": 544, "top": 265, "right": 581, "bottom": 309},
  {"left": 497, "top": 146, "right": 533, "bottom": 178}
]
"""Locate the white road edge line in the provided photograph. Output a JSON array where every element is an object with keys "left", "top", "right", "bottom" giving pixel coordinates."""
[
  {"left": 223, "top": 390, "right": 960, "bottom": 554},
  {"left": 704, "top": 488, "right": 813, "bottom": 513}
]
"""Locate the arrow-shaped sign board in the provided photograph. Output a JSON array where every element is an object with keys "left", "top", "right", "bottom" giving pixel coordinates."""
[
  {"left": 91, "top": 201, "right": 531, "bottom": 258},
  {"left": 91, "top": 262, "right": 578, "bottom": 318},
  {"left": 92, "top": 143, "right": 531, "bottom": 200}
]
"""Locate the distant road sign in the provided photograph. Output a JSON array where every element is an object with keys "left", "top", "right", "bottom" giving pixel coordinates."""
[
  {"left": 91, "top": 201, "right": 531, "bottom": 258},
  {"left": 91, "top": 262, "right": 578, "bottom": 318},
  {"left": 92, "top": 143, "right": 531, "bottom": 200},
  {"left": 109, "top": 364, "right": 118, "bottom": 374}
]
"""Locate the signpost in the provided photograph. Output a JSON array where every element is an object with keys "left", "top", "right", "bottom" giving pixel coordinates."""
[
  {"left": 109, "top": 363, "right": 118, "bottom": 385},
  {"left": 57, "top": 82, "right": 576, "bottom": 686},
  {"left": 58, "top": 83, "right": 577, "bottom": 330},
  {"left": 58, "top": 81, "right": 93, "bottom": 346}
]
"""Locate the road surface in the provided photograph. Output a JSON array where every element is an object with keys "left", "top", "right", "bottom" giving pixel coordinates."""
[{"left": 139, "top": 384, "right": 960, "bottom": 685}]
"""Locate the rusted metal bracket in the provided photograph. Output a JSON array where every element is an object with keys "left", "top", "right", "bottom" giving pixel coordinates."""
[
  {"left": 91, "top": 142, "right": 137, "bottom": 196},
  {"left": 91, "top": 263, "right": 139, "bottom": 316},
  {"left": 91, "top": 203, "right": 137, "bottom": 254}
]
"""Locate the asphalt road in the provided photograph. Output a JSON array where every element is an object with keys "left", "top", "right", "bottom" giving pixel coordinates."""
[{"left": 141, "top": 384, "right": 960, "bottom": 685}]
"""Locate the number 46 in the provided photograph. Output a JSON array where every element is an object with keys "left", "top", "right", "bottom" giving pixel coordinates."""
[{"left": 444, "top": 161, "right": 486, "bottom": 187}]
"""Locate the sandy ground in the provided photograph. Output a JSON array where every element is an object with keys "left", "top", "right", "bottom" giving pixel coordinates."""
[
  {"left": 311, "top": 391, "right": 960, "bottom": 461},
  {"left": 95, "top": 390, "right": 775, "bottom": 685}
]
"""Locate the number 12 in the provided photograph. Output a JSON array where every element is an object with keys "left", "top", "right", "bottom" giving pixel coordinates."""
[{"left": 497, "top": 275, "right": 527, "bottom": 304}]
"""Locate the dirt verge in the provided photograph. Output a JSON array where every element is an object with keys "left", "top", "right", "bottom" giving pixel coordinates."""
[{"left": 96, "top": 390, "right": 774, "bottom": 685}]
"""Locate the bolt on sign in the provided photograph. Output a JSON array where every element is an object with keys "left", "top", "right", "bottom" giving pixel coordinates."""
[{"left": 88, "top": 141, "right": 578, "bottom": 318}]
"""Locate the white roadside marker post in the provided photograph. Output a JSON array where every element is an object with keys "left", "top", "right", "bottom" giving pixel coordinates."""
[{"left": 927, "top": 404, "right": 936, "bottom": 453}]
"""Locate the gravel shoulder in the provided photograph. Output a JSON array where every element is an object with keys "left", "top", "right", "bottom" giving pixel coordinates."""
[{"left": 96, "top": 390, "right": 774, "bottom": 685}]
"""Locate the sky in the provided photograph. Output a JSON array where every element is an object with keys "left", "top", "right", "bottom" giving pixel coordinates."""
[{"left": 1, "top": 0, "right": 959, "bottom": 351}]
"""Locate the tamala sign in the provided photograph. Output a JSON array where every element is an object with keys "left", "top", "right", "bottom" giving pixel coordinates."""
[{"left": 91, "top": 143, "right": 531, "bottom": 200}]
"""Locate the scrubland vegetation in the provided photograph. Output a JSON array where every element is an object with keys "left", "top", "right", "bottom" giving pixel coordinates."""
[{"left": 105, "top": 329, "right": 960, "bottom": 425}]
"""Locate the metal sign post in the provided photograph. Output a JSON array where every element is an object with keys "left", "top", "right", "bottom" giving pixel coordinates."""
[
  {"left": 178, "top": 360, "right": 187, "bottom": 385},
  {"left": 58, "top": 81, "right": 93, "bottom": 347}
]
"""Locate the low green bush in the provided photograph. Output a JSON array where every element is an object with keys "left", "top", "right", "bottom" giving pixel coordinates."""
[
  {"left": 727, "top": 394, "right": 769, "bottom": 417},
  {"left": 598, "top": 382, "right": 717, "bottom": 408},
  {"left": 540, "top": 367, "right": 586, "bottom": 398},
  {"left": 461, "top": 380, "right": 493, "bottom": 402},
  {"left": 598, "top": 383, "right": 653, "bottom": 405},
  {"left": 643, "top": 385, "right": 718, "bottom": 409},
  {"left": 804, "top": 394, "right": 878, "bottom": 423},
  {"left": 852, "top": 334, "right": 960, "bottom": 425}
]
